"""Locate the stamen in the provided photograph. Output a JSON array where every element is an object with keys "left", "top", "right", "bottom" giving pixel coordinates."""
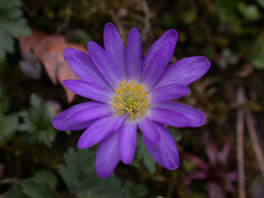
[{"left": 111, "top": 79, "right": 149, "bottom": 119}]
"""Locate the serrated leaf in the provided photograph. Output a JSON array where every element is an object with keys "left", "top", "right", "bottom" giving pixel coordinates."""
[
  {"left": 0, "top": 0, "right": 30, "bottom": 59},
  {"left": 23, "top": 178, "right": 57, "bottom": 198},
  {"left": 78, "top": 174, "right": 122, "bottom": 198},
  {"left": 18, "top": 94, "right": 56, "bottom": 147},
  {"left": 33, "top": 170, "right": 58, "bottom": 189},
  {"left": 59, "top": 148, "right": 95, "bottom": 193}
]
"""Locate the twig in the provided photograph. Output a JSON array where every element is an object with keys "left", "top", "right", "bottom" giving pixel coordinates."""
[
  {"left": 236, "top": 86, "right": 246, "bottom": 198},
  {"left": 138, "top": 0, "right": 151, "bottom": 42},
  {"left": 245, "top": 110, "right": 264, "bottom": 177},
  {"left": 109, "top": 10, "right": 125, "bottom": 41},
  {"left": 0, "top": 178, "right": 22, "bottom": 184}
]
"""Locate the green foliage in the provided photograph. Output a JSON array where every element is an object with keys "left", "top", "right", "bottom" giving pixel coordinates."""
[
  {"left": 22, "top": 178, "right": 57, "bottom": 198},
  {"left": 217, "top": 0, "right": 238, "bottom": 24},
  {"left": 59, "top": 148, "right": 124, "bottom": 198},
  {"left": 0, "top": 85, "right": 18, "bottom": 144},
  {"left": 256, "top": 0, "right": 264, "bottom": 8},
  {"left": 238, "top": 2, "right": 260, "bottom": 21},
  {"left": 123, "top": 182, "right": 148, "bottom": 198},
  {"left": 18, "top": 94, "right": 56, "bottom": 147},
  {"left": 5, "top": 148, "right": 139, "bottom": 198},
  {"left": 132, "top": 134, "right": 156, "bottom": 173},
  {"left": 5, "top": 184, "right": 28, "bottom": 198},
  {"left": 0, "top": 0, "right": 30, "bottom": 59},
  {"left": 249, "top": 40, "right": 264, "bottom": 69},
  {"left": 59, "top": 148, "right": 95, "bottom": 193},
  {"left": 5, "top": 172, "right": 58, "bottom": 198},
  {"left": 33, "top": 170, "right": 58, "bottom": 189}
]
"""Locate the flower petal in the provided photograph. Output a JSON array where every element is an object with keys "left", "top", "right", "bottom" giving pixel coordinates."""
[
  {"left": 63, "top": 48, "right": 109, "bottom": 88},
  {"left": 77, "top": 115, "right": 121, "bottom": 149},
  {"left": 113, "top": 114, "right": 127, "bottom": 131},
  {"left": 126, "top": 28, "right": 142, "bottom": 81},
  {"left": 153, "top": 101, "right": 205, "bottom": 127},
  {"left": 95, "top": 130, "right": 120, "bottom": 178},
  {"left": 71, "top": 103, "right": 113, "bottom": 122},
  {"left": 103, "top": 23, "right": 126, "bottom": 79},
  {"left": 143, "top": 29, "right": 178, "bottom": 68},
  {"left": 62, "top": 79, "right": 112, "bottom": 103},
  {"left": 141, "top": 41, "right": 175, "bottom": 89},
  {"left": 138, "top": 117, "right": 160, "bottom": 143},
  {"left": 150, "top": 84, "right": 189, "bottom": 103},
  {"left": 51, "top": 102, "right": 97, "bottom": 131},
  {"left": 119, "top": 122, "right": 137, "bottom": 164},
  {"left": 157, "top": 56, "right": 210, "bottom": 87},
  {"left": 142, "top": 122, "right": 179, "bottom": 170},
  {"left": 87, "top": 41, "right": 121, "bottom": 88},
  {"left": 147, "top": 107, "right": 190, "bottom": 128}
]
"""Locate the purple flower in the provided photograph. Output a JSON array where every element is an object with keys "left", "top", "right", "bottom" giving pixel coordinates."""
[{"left": 52, "top": 23, "right": 210, "bottom": 178}]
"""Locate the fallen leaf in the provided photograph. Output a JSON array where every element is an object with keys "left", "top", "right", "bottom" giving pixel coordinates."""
[{"left": 19, "top": 30, "right": 86, "bottom": 103}]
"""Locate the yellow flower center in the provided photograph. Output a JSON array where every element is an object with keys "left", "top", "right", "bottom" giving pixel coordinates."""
[{"left": 111, "top": 79, "right": 150, "bottom": 119}]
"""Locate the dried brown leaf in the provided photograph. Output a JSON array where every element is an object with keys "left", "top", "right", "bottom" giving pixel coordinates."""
[{"left": 19, "top": 30, "right": 86, "bottom": 103}]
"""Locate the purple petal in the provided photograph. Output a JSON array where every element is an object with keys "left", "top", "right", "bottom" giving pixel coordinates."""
[
  {"left": 103, "top": 23, "right": 126, "bottom": 79},
  {"left": 157, "top": 56, "right": 210, "bottom": 87},
  {"left": 71, "top": 103, "right": 113, "bottom": 122},
  {"left": 87, "top": 41, "right": 121, "bottom": 88},
  {"left": 95, "top": 130, "right": 120, "bottom": 178},
  {"left": 153, "top": 101, "right": 205, "bottom": 127},
  {"left": 63, "top": 48, "right": 109, "bottom": 88},
  {"left": 138, "top": 117, "right": 160, "bottom": 143},
  {"left": 52, "top": 102, "right": 97, "bottom": 131},
  {"left": 113, "top": 114, "right": 127, "bottom": 131},
  {"left": 143, "top": 29, "right": 178, "bottom": 68},
  {"left": 147, "top": 107, "right": 190, "bottom": 128},
  {"left": 126, "top": 28, "right": 142, "bottom": 81},
  {"left": 77, "top": 115, "right": 120, "bottom": 149},
  {"left": 150, "top": 84, "right": 189, "bottom": 103},
  {"left": 142, "top": 122, "right": 179, "bottom": 170},
  {"left": 141, "top": 41, "right": 175, "bottom": 89},
  {"left": 62, "top": 79, "right": 112, "bottom": 103},
  {"left": 119, "top": 122, "right": 137, "bottom": 164}
]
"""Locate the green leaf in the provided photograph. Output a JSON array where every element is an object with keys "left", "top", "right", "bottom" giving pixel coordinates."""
[
  {"left": 59, "top": 148, "right": 95, "bottom": 193},
  {"left": 256, "top": 0, "right": 264, "bottom": 8},
  {"left": 59, "top": 148, "right": 123, "bottom": 198},
  {"left": 33, "top": 170, "right": 58, "bottom": 189},
  {"left": 0, "top": 114, "right": 18, "bottom": 144},
  {"left": 251, "top": 55, "right": 264, "bottom": 69},
  {"left": 217, "top": 0, "right": 238, "bottom": 24},
  {"left": 0, "top": 0, "right": 31, "bottom": 59},
  {"left": 22, "top": 178, "right": 57, "bottom": 198},
  {"left": 18, "top": 94, "right": 56, "bottom": 147},
  {"left": 137, "top": 135, "right": 156, "bottom": 173},
  {"left": 5, "top": 184, "right": 27, "bottom": 198},
  {"left": 78, "top": 174, "right": 122, "bottom": 198},
  {"left": 123, "top": 182, "right": 148, "bottom": 198},
  {"left": 238, "top": 2, "right": 260, "bottom": 21}
]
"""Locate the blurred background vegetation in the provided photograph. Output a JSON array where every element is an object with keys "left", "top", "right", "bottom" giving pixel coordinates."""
[{"left": 0, "top": 0, "right": 264, "bottom": 197}]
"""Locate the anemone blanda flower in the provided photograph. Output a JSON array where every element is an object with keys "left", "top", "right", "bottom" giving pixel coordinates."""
[{"left": 52, "top": 23, "right": 210, "bottom": 178}]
